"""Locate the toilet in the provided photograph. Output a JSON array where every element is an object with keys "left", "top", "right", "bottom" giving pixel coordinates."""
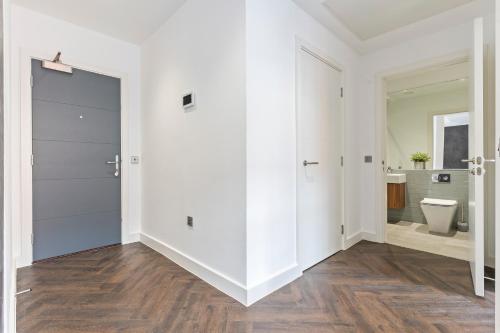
[{"left": 420, "top": 198, "right": 458, "bottom": 234}]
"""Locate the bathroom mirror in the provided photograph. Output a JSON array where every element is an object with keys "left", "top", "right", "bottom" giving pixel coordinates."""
[{"left": 386, "top": 61, "right": 469, "bottom": 170}]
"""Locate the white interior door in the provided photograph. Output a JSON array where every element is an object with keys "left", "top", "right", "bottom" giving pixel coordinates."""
[
  {"left": 466, "top": 18, "right": 485, "bottom": 297},
  {"left": 297, "top": 47, "right": 343, "bottom": 271}
]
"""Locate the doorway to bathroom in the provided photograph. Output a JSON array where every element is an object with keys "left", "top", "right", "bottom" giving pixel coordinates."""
[
  {"left": 374, "top": 19, "right": 493, "bottom": 297},
  {"left": 384, "top": 60, "right": 471, "bottom": 261}
]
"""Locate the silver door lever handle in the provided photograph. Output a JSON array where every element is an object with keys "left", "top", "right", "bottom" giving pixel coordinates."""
[
  {"left": 303, "top": 160, "right": 319, "bottom": 167},
  {"left": 106, "top": 155, "right": 120, "bottom": 177}
]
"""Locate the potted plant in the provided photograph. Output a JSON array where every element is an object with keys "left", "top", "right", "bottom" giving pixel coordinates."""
[{"left": 411, "top": 152, "right": 431, "bottom": 170}]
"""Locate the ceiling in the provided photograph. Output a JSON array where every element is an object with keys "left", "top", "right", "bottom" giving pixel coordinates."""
[
  {"left": 387, "top": 78, "right": 468, "bottom": 102},
  {"left": 292, "top": 0, "right": 480, "bottom": 53},
  {"left": 12, "top": 0, "right": 188, "bottom": 44},
  {"left": 322, "top": 0, "right": 473, "bottom": 40},
  {"left": 387, "top": 61, "right": 469, "bottom": 102},
  {"left": 12, "top": 0, "right": 480, "bottom": 50}
]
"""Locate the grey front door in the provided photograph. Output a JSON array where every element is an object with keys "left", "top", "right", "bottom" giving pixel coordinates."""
[{"left": 32, "top": 59, "right": 121, "bottom": 261}]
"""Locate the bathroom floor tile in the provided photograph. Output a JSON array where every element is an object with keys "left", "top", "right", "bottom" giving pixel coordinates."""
[{"left": 386, "top": 222, "right": 471, "bottom": 261}]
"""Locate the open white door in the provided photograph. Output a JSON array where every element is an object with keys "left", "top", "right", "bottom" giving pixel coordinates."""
[
  {"left": 495, "top": 0, "right": 500, "bottom": 327},
  {"left": 465, "top": 18, "right": 484, "bottom": 297}
]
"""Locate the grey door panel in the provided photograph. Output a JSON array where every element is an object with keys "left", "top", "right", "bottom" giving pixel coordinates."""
[
  {"left": 32, "top": 59, "right": 121, "bottom": 261},
  {"left": 33, "top": 211, "right": 121, "bottom": 261},
  {"left": 33, "top": 141, "right": 120, "bottom": 180},
  {"left": 33, "top": 178, "right": 120, "bottom": 221},
  {"left": 33, "top": 100, "right": 120, "bottom": 144},
  {"left": 32, "top": 60, "right": 120, "bottom": 111}
]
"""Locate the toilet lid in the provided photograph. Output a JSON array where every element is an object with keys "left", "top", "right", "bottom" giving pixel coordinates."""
[{"left": 421, "top": 198, "right": 458, "bottom": 206}]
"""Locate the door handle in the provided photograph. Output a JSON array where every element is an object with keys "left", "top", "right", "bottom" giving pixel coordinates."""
[
  {"left": 470, "top": 167, "right": 484, "bottom": 176},
  {"left": 462, "top": 158, "right": 477, "bottom": 164},
  {"left": 303, "top": 160, "right": 319, "bottom": 167},
  {"left": 463, "top": 156, "right": 496, "bottom": 165},
  {"left": 106, "top": 154, "right": 120, "bottom": 177}
]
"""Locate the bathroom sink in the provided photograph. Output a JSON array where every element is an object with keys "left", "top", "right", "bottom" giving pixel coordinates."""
[{"left": 386, "top": 173, "right": 406, "bottom": 184}]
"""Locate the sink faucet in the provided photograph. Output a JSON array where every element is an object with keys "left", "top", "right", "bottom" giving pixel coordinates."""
[{"left": 387, "top": 167, "right": 393, "bottom": 174}]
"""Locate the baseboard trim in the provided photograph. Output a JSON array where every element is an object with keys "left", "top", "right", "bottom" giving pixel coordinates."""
[
  {"left": 362, "top": 231, "right": 379, "bottom": 242},
  {"left": 140, "top": 233, "right": 305, "bottom": 306},
  {"left": 124, "top": 233, "right": 141, "bottom": 244},
  {"left": 246, "top": 264, "right": 302, "bottom": 306},
  {"left": 344, "top": 231, "right": 363, "bottom": 249},
  {"left": 140, "top": 233, "right": 247, "bottom": 305}
]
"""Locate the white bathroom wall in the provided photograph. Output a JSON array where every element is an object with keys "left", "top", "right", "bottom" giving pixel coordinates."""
[
  {"left": 9, "top": 5, "right": 142, "bottom": 267},
  {"left": 245, "top": 0, "right": 362, "bottom": 295},
  {"left": 140, "top": 0, "right": 248, "bottom": 299}
]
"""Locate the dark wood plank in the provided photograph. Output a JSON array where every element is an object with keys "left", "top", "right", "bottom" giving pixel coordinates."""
[
  {"left": 387, "top": 183, "right": 406, "bottom": 209},
  {"left": 17, "top": 241, "right": 494, "bottom": 333}
]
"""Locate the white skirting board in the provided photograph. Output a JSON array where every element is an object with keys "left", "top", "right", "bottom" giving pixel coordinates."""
[
  {"left": 140, "top": 233, "right": 247, "bottom": 304},
  {"left": 246, "top": 264, "right": 302, "bottom": 306},
  {"left": 344, "top": 231, "right": 363, "bottom": 249},
  {"left": 345, "top": 231, "right": 379, "bottom": 250},
  {"left": 140, "top": 233, "right": 301, "bottom": 306},
  {"left": 362, "top": 231, "right": 379, "bottom": 242},
  {"left": 123, "top": 233, "right": 141, "bottom": 244}
]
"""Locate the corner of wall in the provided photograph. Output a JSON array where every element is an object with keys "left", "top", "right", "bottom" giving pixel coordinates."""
[
  {"left": 140, "top": 232, "right": 303, "bottom": 307},
  {"left": 140, "top": 233, "right": 248, "bottom": 305}
]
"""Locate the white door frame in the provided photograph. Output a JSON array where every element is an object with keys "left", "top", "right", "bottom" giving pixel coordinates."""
[
  {"left": 495, "top": 0, "right": 500, "bottom": 327},
  {"left": 18, "top": 48, "right": 131, "bottom": 267},
  {"left": 373, "top": 50, "right": 470, "bottom": 243},
  {"left": 295, "top": 38, "right": 346, "bottom": 268}
]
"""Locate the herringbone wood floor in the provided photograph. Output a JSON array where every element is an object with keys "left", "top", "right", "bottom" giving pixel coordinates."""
[{"left": 17, "top": 241, "right": 494, "bottom": 333}]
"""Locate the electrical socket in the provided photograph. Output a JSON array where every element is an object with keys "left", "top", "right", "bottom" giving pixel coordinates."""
[{"left": 187, "top": 216, "right": 194, "bottom": 228}]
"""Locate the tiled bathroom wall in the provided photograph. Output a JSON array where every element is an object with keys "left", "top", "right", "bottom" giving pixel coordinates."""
[{"left": 388, "top": 170, "right": 468, "bottom": 225}]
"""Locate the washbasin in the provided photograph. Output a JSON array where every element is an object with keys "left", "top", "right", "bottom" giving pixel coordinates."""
[{"left": 386, "top": 173, "right": 406, "bottom": 184}]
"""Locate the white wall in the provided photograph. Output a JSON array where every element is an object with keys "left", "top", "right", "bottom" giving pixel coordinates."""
[
  {"left": 9, "top": 5, "right": 142, "bottom": 266},
  {"left": 3, "top": 0, "right": 15, "bottom": 330},
  {"left": 140, "top": 0, "right": 247, "bottom": 291},
  {"left": 245, "top": 0, "right": 362, "bottom": 290}
]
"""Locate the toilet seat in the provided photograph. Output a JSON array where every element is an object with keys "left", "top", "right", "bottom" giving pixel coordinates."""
[{"left": 421, "top": 198, "right": 457, "bottom": 207}]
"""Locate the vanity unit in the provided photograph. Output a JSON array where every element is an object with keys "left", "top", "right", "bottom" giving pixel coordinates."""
[{"left": 387, "top": 174, "right": 406, "bottom": 209}]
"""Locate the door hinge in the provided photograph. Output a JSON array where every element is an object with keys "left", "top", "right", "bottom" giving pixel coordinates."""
[
  {"left": 31, "top": 154, "right": 34, "bottom": 166},
  {"left": 341, "top": 225, "right": 345, "bottom": 235},
  {"left": 30, "top": 75, "right": 34, "bottom": 88},
  {"left": 340, "top": 87, "right": 344, "bottom": 98},
  {"left": 31, "top": 234, "right": 34, "bottom": 245},
  {"left": 341, "top": 156, "right": 344, "bottom": 167}
]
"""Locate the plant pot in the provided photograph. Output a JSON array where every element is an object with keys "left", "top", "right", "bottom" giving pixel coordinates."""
[{"left": 414, "top": 161, "right": 426, "bottom": 170}]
